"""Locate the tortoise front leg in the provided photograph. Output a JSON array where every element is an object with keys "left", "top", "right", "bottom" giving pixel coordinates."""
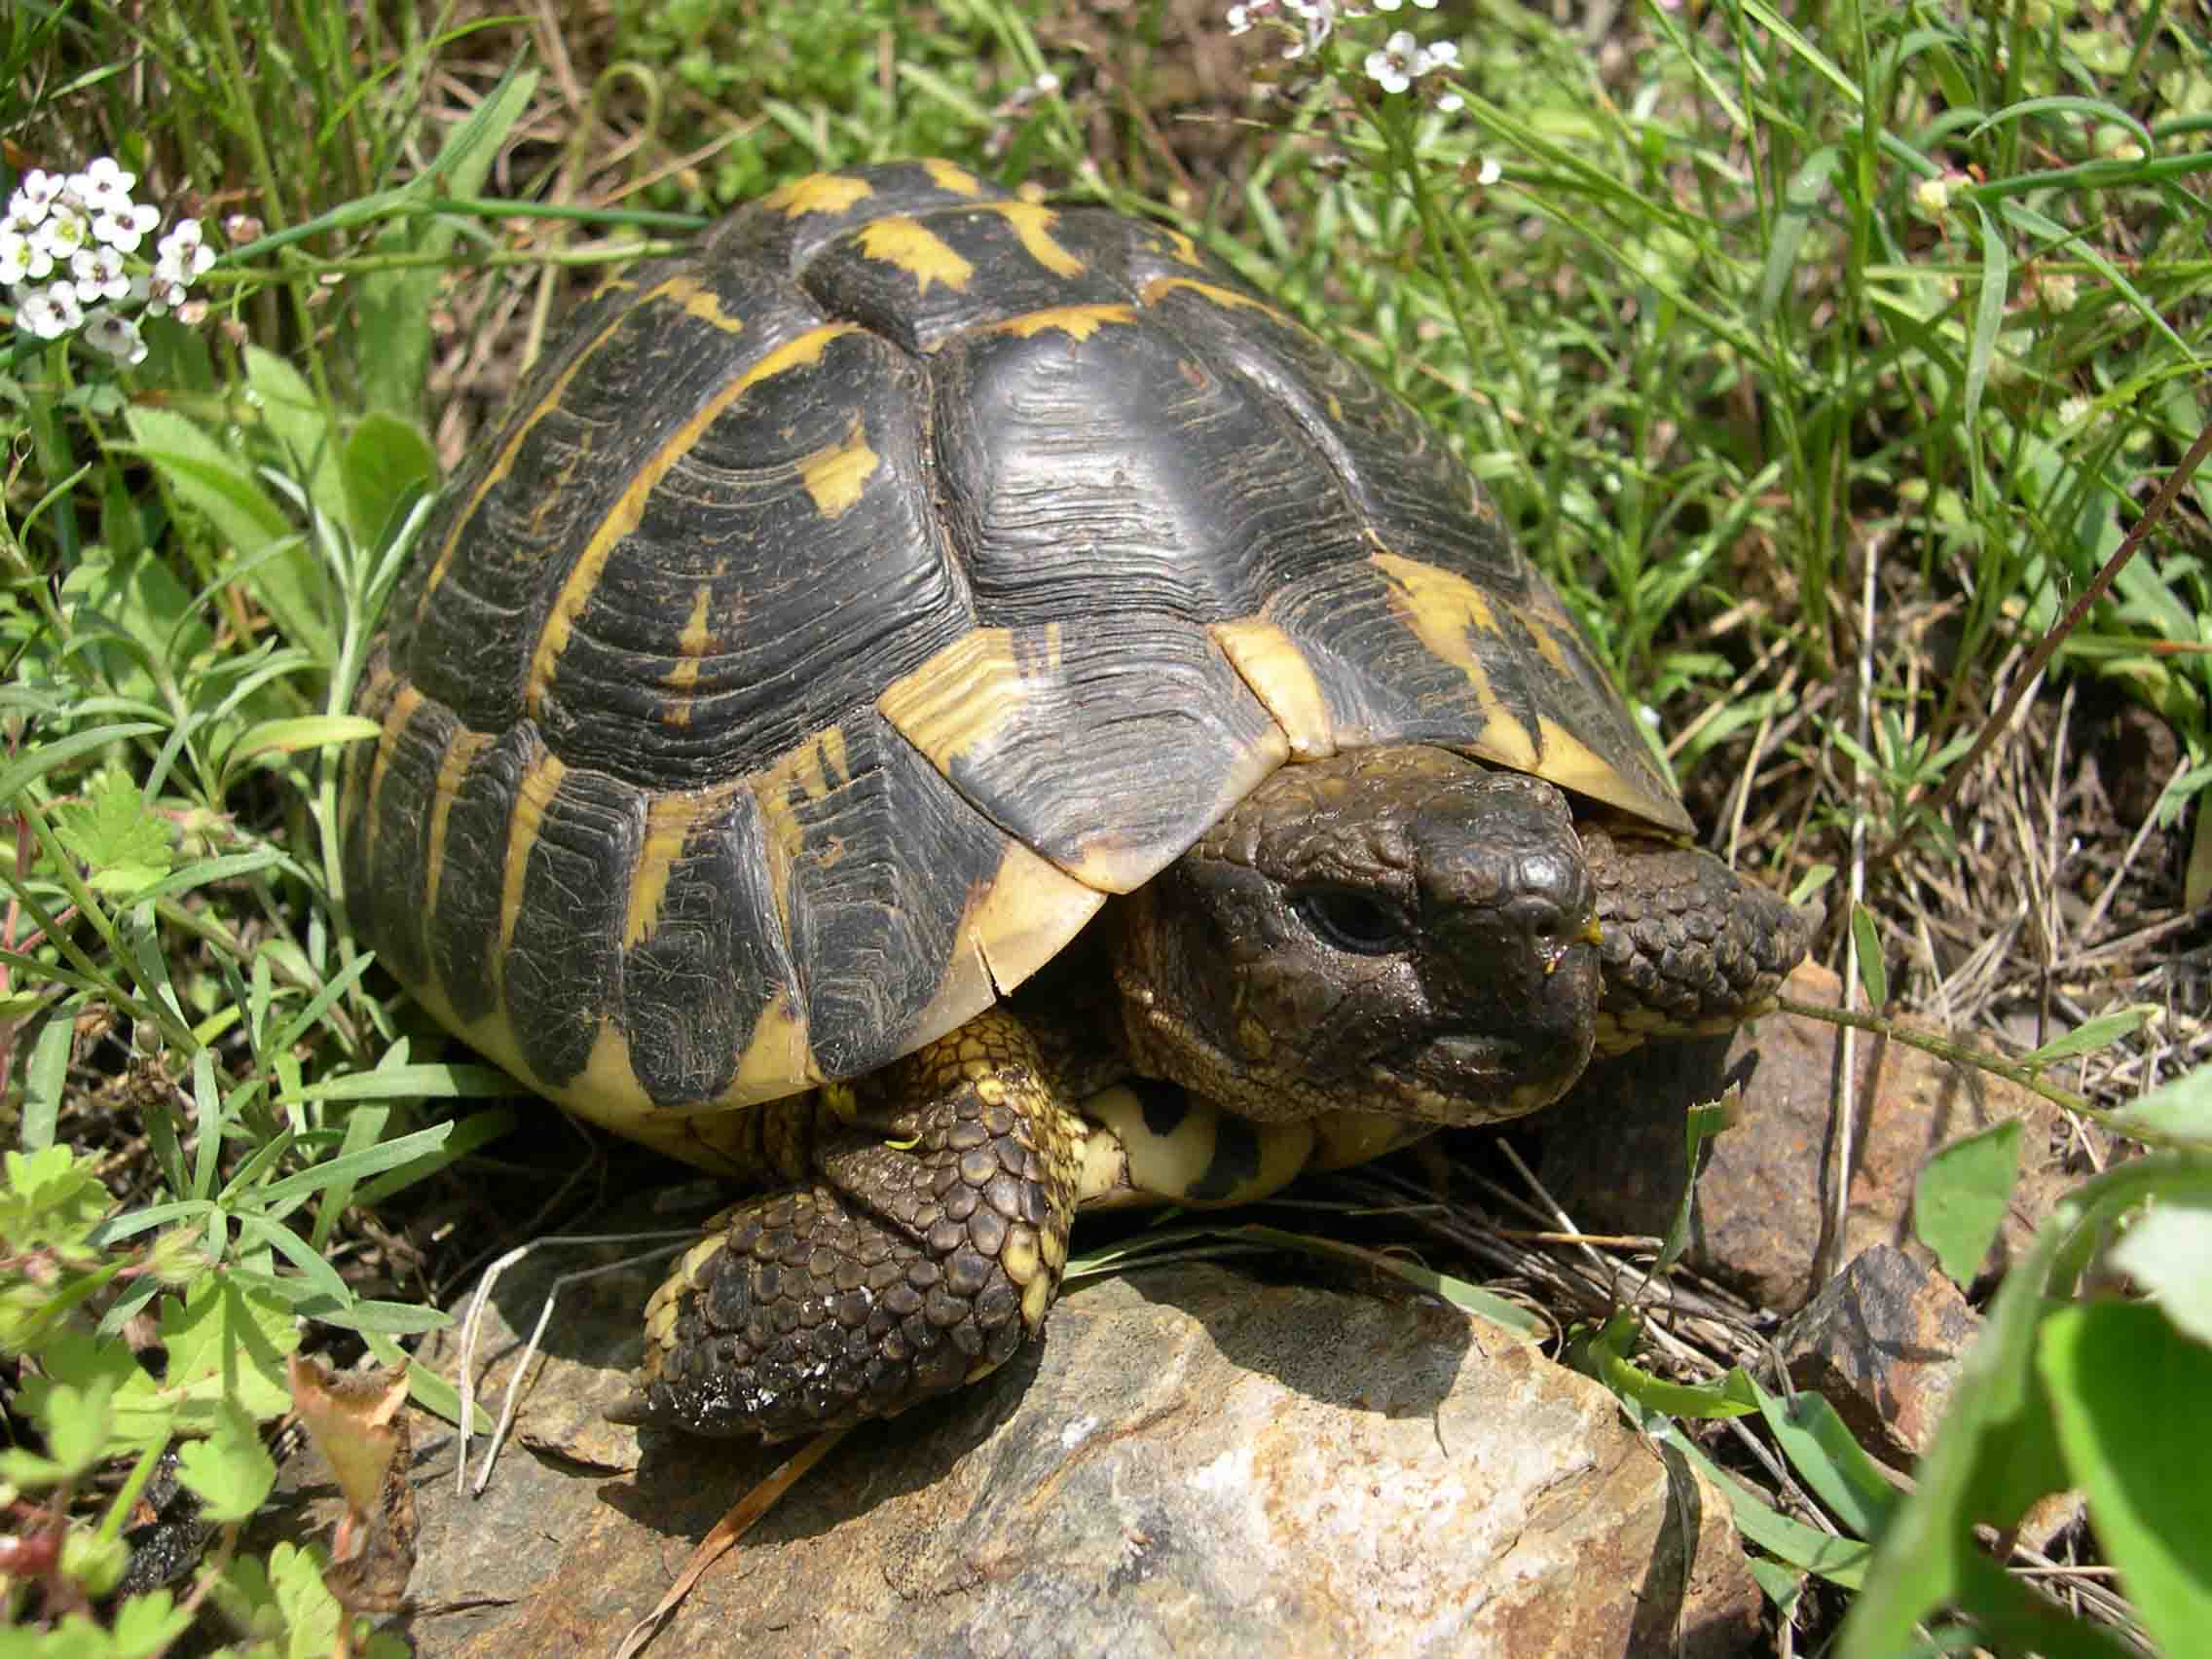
[
  {"left": 1579, "top": 828, "right": 1818, "bottom": 1051},
  {"left": 609, "top": 1012, "right": 1085, "bottom": 1440}
]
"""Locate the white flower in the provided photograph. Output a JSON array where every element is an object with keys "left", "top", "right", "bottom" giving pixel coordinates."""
[
  {"left": 141, "top": 272, "right": 191, "bottom": 315},
  {"left": 92, "top": 201, "right": 161, "bottom": 253},
  {"left": 1375, "top": 0, "right": 1439, "bottom": 10},
  {"left": 17, "top": 280, "right": 85, "bottom": 340},
  {"left": 1365, "top": 29, "right": 1419, "bottom": 92},
  {"left": 70, "top": 243, "right": 130, "bottom": 303},
  {"left": 10, "top": 169, "right": 65, "bottom": 227},
  {"left": 1476, "top": 156, "right": 1502, "bottom": 185},
  {"left": 1437, "top": 91, "right": 1464, "bottom": 113},
  {"left": 158, "top": 219, "right": 215, "bottom": 278},
  {"left": 1285, "top": 0, "right": 1334, "bottom": 56},
  {"left": 1227, "top": 0, "right": 1334, "bottom": 58},
  {"left": 32, "top": 206, "right": 90, "bottom": 263},
  {"left": 1423, "top": 39, "right": 1459, "bottom": 69},
  {"left": 68, "top": 157, "right": 137, "bottom": 214},
  {"left": 0, "top": 228, "right": 37, "bottom": 285},
  {"left": 80, "top": 308, "right": 148, "bottom": 365}
]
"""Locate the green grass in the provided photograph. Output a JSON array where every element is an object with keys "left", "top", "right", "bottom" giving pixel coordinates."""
[{"left": 3, "top": 0, "right": 2209, "bottom": 1651}]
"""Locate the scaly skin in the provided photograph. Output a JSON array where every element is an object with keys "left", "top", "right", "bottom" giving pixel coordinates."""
[
  {"left": 612, "top": 746, "right": 1816, "bottom": 1439},
  {"left": 611, "top": 1012, "right": 1084, "bottom": 1439}
]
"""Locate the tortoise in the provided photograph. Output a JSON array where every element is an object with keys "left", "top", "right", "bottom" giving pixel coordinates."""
[{"left": 344, "top": 160, "right": 1814, "bottom": 1441}]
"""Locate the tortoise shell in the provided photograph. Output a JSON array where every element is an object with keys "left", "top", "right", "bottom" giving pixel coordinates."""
[{"left": 343, "top": 159, "right": 1688, "bottom": 1161}]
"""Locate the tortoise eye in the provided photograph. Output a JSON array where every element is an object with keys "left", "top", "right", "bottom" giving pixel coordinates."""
[{"left": 1292, "top": 888, "right": 1411, "bottom": 955}]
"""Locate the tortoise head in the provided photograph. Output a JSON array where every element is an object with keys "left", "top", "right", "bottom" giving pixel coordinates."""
[{"left": 1113, "top": 745, "right": 1604, "bottom": 1127}]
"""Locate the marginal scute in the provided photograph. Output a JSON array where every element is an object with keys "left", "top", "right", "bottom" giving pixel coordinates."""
[{"left": 1209, "top": 617, "right": 1338, "bottom": 760}]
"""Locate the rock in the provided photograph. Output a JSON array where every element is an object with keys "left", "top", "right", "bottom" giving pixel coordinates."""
[
  {"left": 1537, "top": 963, "right": 2090, "bottom": 1310},
  {"left": 1774, "top": 1245, "right": 2083, "bottom": 1553},
  {"left": 1774, "top": 1243, "right": 1978, "bottom": 1461},
  {"left": 304, "top": 1260, "right": 1760, "bottom": 1657}
]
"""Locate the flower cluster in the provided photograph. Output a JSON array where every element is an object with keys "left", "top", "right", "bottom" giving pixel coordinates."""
[
  {"left": 3, "top": 159, "right": 214, "bottom": 365},
  {"left": 1225, "top": 0, "right": 1339, "bottom": 61},
  {"left": 1225, "top": 0, "right": 1462, "bottom": 109},
  {"left": 1365, "top": 29, "right": 1459, "bottom": 103}
]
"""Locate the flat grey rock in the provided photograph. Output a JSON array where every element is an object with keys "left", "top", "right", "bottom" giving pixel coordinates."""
[{"left": 312, "top": 1260, "right": 1757, "bottom": 1657}]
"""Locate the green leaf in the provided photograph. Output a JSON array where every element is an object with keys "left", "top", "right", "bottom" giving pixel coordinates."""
[
  {"left": 2038, "top": 1301, "right": 2212, "bottom": 1659},
  {"left": 342, "top": 411, "right": 440, "bottom": 550},
  {"left": 1752, "top": 1380, "right": 1900, "bottom": 1541},
  {"left": 2106, "top": 1063, "right": 2212, "bottom": 1151},
  {"left": 266, "top": 1539, "right": 347, "bottom": 1658},
  {"left": 1578, "top": 1314, "right": 1760, "bottom": 1419},
  {"left": 2019, "top": 1004, "right": 2157, "bottom": 1068},
  {"left": 1638, "top": 1407, "right": 1872, "bottom": 1586},
  {"left": 244, "top": 346, "right": 344, "bottom": 531},
  {"left": 110, "top": 1587, "right": 195, "bottom": 1658},
  {"left": 1850, "top": 903, "right": 1888, "bottom": 1007},
  {"left": 354, "top": 68, "right": 537, "bottom": 417},
  {"left": 1913, "top": 1121, "right": 2021, "bottom": 1287},
  {"left": 20, "top": 1013, "right": 73, "bottom": 1153},
  {"left": 1746, "top": 1557, "right": 1805, "bottom": 1614},
  {"left": 2106, "top": 1198, "right": 2212, "bottom": 1348},
  {"left": 225, "top": 714, "right": 384, "bottom": 785},
  {"left": 54, "top": 771, "right": 174, "bottom": 896},
  {"left": 176, "top": 1398, "right": 278, "bottom": 1522},
  {"left": 122, "top": 406, "right": 334, "bottom": 661}
]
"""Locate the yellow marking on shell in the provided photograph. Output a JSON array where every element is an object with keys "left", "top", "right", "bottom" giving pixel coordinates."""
[
  {"left": 903, "top": 836, "right": 1109, "bottom": 1061},
  {"left": 1154, "top": 228, "right": 1206, "bottom": 270},
  {"left": 992, "top": 303, "right": 1138, "bottom": 342},
  {"left": 753, "top": 726, "right": 854, "bottom": 859},
  {"left": 877, "top": 627, "right": 1035, "bottom": 778},
  {"left": 586, "top": 274, "right": 638, "bottom": 303},
  {"left": 799, "top": 415, "right": 880, "bottom": 519},
  {"left": 362, "top": 683, "right": 424, "bottom": 873},
  {"left": 418, "top": 274, "right": 711, "bottom": 612},
  {"left": 526, "top": 324, "right": 858, "bottom": 714},
  {"left": 656, "top": 274, "right": 744, "bottom": 333},
  {"left": 1375, "top": 550, "right": 1502, "bottom": 637},
  {"left": 1209, "top": 618, "right": 1337, "bottom": 760},
  {"left": 1371, "top": 551, "right": 1539, "bottom": 772},
  {"left": 422, "top": 727, "right": 493, "bottom": 934},
  {"left": 659, "top": 581, "right": 719, "bottom": 724},
  {"left": 496, "top": 747, "right": 567, "bottom": 968},
  {"left": 858, "top": 216, "right": 975, "bottom": 294},
  {"left": 922, "top": 159, "right": 985, "bottom": 196},
  {"left": 1532, "top": 715, "right": 1650, "bottom": 817},
  {"left": 623, "top": 788, "right": 718, "bottom": 948},
  {"left": 1139, "top": 276, "right": 1293, "bottom": 328},
  {"left": 968, "top": 838, "right": 1109, "bottom": 994},
  {"left": 982, "top": 201, "right": 1085, "bottom": 278},
  {"left": 763, "top": 171, "right": 873, "bottom": 217},
  {"left": 1522, "top": 607, "right": 1572, "bottom": 674}
]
